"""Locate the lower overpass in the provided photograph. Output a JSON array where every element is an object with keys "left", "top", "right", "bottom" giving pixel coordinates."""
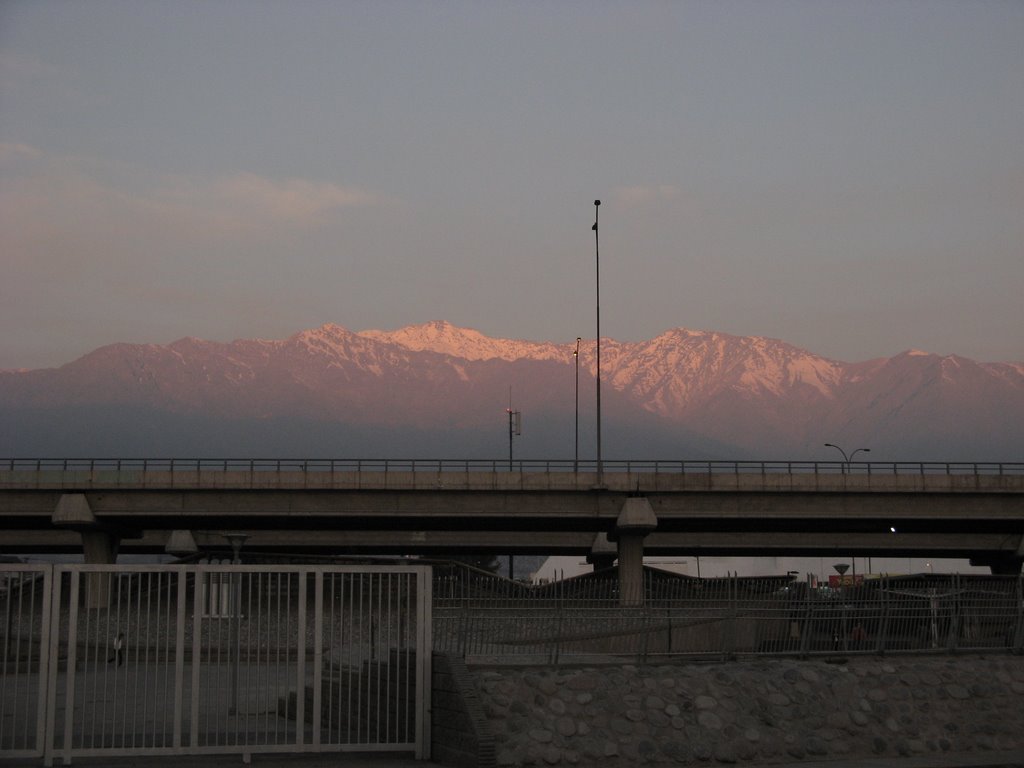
[{"left": 2, "top": 458, "right": 1023, "bottom": 575}]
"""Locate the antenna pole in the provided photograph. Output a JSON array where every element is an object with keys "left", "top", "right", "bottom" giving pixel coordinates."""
[
  {"left": 593, "top": 199, "right": 604, "bottom": 486},
  {"left": 574, "top": 337, "right": 581, "bottom": 472},
  {"left": 507, "top": 386, "right": 521, "bottom": 471},
  {"left": 508, "top": 386, "right": 513, "bottom": 471}
]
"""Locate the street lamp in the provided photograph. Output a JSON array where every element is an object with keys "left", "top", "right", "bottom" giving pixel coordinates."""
[
  {"left": 574, "top": 337, "right": 581, "bottom": 472},
  {"left": 824, "top": 443, "right": 870, "bottom": 474},
  {"left": 224, "top": 533, "right": 249, "bottom": 564},
  {"left": 592, "top": 200, "right": 604, "bottom": 486}
]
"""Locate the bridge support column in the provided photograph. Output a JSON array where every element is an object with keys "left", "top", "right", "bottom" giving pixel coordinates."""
[
  {"left": 586, "top": 532, "right": 617, "bottom": 573},
  {"left": 53, "top": 494, "right": 122, "bottom": 607},
  {"left": 971, "top": 535, "right": 1024, "bottom": 575},
  {"left": 165, "top": 530, "right": 199, "bottom": 558},
  {"left": 974, "top": 557, "right": 1023, "bottom": 575},
  {"left": 82, "top": 530, "right": 122, "bottom": 608},
  {"left": 612, "top": 498, "right": 657, "bottom": 607}
]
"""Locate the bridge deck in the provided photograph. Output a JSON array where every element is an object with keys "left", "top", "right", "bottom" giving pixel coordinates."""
[{"left": 1, "top": 460, "right": 1022, "bottom": 562}]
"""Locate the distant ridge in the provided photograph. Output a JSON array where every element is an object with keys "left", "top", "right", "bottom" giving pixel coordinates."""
[{"left": 1, "top": 322, "right": 1021, "bottom": 459}]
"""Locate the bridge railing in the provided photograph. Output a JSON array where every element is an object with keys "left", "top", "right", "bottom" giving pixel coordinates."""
[{"left": 2, "top": 458, "right": 1022, "bottom": 476}]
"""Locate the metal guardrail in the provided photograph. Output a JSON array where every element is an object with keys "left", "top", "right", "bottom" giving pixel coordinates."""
[{"left": 2, "top": 458, "right": 1023, "bottom": 476}]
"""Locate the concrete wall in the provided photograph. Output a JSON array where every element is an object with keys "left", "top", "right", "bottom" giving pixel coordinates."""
[
  {"left": 432, "top": 653, "right": 497, "bottom": 768},
  {"left": 464, "top": 655, "right": 1024, "bottom": 767}
]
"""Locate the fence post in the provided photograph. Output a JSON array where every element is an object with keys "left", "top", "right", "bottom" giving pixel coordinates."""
[
  {"left": 1013, "top": 576, "right": 1024, "bottom": 654},
  {"left": 457, "top": 570, "right": 468, "bottom": 658},
  {"left": 296, "top": 572, "right": 308, "bottom": 745},
  {"left": 948, "top": 574, "right": 961, "bottom": 652},
  {"left": 639, "top": 571, "right": 651, "bottom": 665},
  {"left": 723, "top": 573, "right": 735, "bottom": 661},
  {"left": 553, "top": 578, "right": 563, "bottom": 665},
  {"left": 876, "top": 576, "right": 889, "bottom": 656},
  {"left": 41, "top": 566, "right": 60, "bottom": 767}
]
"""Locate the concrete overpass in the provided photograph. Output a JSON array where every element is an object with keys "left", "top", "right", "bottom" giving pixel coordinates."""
[{"left": 3, "top": 459, "right": 1023, "bottom": 576}]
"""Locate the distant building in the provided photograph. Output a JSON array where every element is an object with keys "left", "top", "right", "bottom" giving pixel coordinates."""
[{"left": 529, "top": 555, "right": 990, "bottom": 584}]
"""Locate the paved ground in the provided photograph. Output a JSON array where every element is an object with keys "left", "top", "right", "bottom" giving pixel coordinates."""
[
  {"left": 748, "top": 752, "right": 1024, "bottom": 768},
  {"left": 0, "top": 755, "right": 429, "bottom": 768},
  {"left": 4, "top": 749, "right": 1023, "bottom": 768}
]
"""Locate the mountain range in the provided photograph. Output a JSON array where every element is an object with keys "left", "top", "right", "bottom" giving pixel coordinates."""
[{"left": 2, "top": 321, "right": 1022, "bottom": 460}]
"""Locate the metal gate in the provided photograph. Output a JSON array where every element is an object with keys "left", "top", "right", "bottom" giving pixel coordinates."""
[
  {"left": 1, "top": 564, "right": 52, "bottom": 760},
  {"left": 0, "top": 563, "right": 431, "bottom": 765}
]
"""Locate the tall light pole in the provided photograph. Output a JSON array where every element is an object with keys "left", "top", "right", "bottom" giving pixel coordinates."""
[
  {"left": 825, "top": 444, "right": 869, "bottom": 577},
  {"left": 592, "top": 200, "right": 603, "bottom": 486},
  {"left": 574, "top": 337, "right": 581, "bottom": 472},
  {"left": 507, "top": 387, "right": 521, "bottom": 471},
  {"left": 824, "top": 443, "right": 870, "bottom": 474}
]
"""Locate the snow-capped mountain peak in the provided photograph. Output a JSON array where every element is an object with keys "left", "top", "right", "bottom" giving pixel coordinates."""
[
  {"left": 358, "top": 320, "right": 567, "bottom": 362},
  {"left": 1, "top": 321, "right": 1021, "bottom": 458}
]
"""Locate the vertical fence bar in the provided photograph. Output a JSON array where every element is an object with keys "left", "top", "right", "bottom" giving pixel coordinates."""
[
  {"left": 358, "top": 570, "right": 366, "bottom": 743},
  {"left": 296, "top": 571, "right": 307, "bottom": 747},
  {"left": 34, "top": 568, "right": 53, "bottom": 759},
  {"left": 313, "top": 571, "right": 324, "bottom": 749},
  {"left": 79, "top": 577, "right": 92, "bottom": 749},
  {"left": 417, "top": 567, "right": 433, "bottom": 760},
  {"left": 1014, "top": 576, "right": 1024, "bottom": 654},
  {"left": 61, "top": 570, "right": 80, "bottom": 764},
  {"left": 173, "top": 568, "right": 187, "bottom": 748},
  {"left": 882, "top": 575, "right": 893, "bottom": 654},
  {"left": 249, "top": 571, "right": 258, "bottom": 746},
  {"left": 950, "top": 574, "right": 961, "bottom": 652},
  {"left": 402, "top": 572, "right": 412, "bottom": 745},
  {"left": 269, "top": 571, "right": 278, "bottom": 746},
  {"left": 374, "top": 572, "right": 382, "bottom": 744},
  {"left": 249, "top": 573, "right": 258, "bottom": 745},
  {"left": 348, "top": 572, "right": 357, "bottom": 745},
  {"left": 43, "top": 567, "right": 62, "bottom": 767},
  {"left": 141, "top": 573, "right": 152, "bottom": 748},
  {"left": 385, "top": 572, "right": 393, "bottom": 744},
  {"left": 190, "top": 568, "right": 203, "bottom": 748},
  {"left": 328, "top": 573, "right": 337, "bottom": 745},
  {"left": 0, "top": 574, "right": 12, "bottom": 750},
  {"left": 132, "top": 574, "right": 143, "bottom": 748}
]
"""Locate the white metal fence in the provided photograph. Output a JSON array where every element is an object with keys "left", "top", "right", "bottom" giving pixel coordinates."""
[
  {"left": 0, "top": 563, "right": 432, "bottom": 765},
  {"left": 0, "top": 565, "right": 52, "bottom": 760}
]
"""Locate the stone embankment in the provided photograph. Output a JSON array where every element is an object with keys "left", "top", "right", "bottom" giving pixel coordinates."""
[{"left": 468, "top": 655, "right": 1024, "bottom": 766}]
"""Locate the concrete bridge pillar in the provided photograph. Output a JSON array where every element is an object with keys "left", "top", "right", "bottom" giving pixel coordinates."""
[
  {"left": 165, "top": 530, "right": 199, "bottom": 558},
  {"left": 53, "top": 493, "right": 122, "bottom": 607},
  {"left": 613, "top": 497, "right": 657, "bottom": 607},
  {"left": 971, "top": 535, "right": 1024, "bottom": 575},
  {"left": 586, "top": 532, "right": 617, "bottom": 573}
]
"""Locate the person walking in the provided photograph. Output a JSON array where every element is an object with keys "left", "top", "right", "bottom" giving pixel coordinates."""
[{"left": 108, "top": 631, "right": 125, "bottom": 667}]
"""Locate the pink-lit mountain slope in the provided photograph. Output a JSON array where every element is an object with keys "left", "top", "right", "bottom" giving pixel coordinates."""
[{"left": 1, "top": 322, "right": 1021, "bottom": 459}]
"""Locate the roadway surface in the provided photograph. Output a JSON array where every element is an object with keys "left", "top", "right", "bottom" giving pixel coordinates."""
[{"left": 3, "top": 749, "right": 1021, "bottom": 767}]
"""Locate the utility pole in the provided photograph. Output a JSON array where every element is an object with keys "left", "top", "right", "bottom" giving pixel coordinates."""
[
  {"left": 593, "top": 200, "right": 604, "bottom": 486},
  {"left": 507, "top": 387, "right": 521, "bottom": 471},
  {"left": 574, "top": 337, "right": 581, "bottom": 472}
]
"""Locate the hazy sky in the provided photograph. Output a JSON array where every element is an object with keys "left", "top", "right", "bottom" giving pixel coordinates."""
[{"left": 2, "top": 1, "right": 1022, "bottom": 369}]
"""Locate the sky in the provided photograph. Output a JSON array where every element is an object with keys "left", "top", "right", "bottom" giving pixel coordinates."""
[{"left": 1, "top": 0, "right": 1022, "bottom": 370}]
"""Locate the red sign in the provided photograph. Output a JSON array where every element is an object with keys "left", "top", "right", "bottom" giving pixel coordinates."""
[{"left": 828, "top": 574, "right": 864, "bottom": 588}]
